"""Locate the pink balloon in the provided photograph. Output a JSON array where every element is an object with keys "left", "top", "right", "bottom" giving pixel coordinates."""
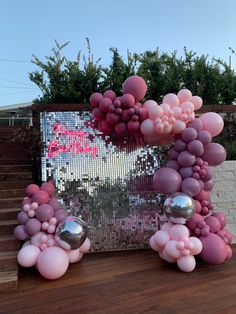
[
  {"left": 153, "top": 167, "right": 182, "bottom": 194},
  {"left": 187, "top": 118, "right": 203, "bottom": 132},
  {"left": 181, "top": 177, "right": 201, "bottom": 197},
  {"left": 25, "top": 218, "right": 41, "bottom": 236},
  {"left": 187, "top": 140, "right": 204, "bottom": 156},
  {"left": 177, "top": 255, "right": 196, "bottom": 272},
  {"left": 188, "top": 237, "right": 203, "bottom": 255},
  {"left": 179, "top": 167, "right": 193, "bottom": 179},
  {"left": 14, "top": 224, "right": 28, "bottom": 240},
  {"left": 26, "top": 184, "right": 40, "bottom": 197},
  {"left": 205, "top": 216, "right": 221, "bottom": 233},
  {"left": 54, "top": 209, "right": 68, "bottom": 224},
  {"left": 120, "top": 93, "right": 135, "bottom": 109},
  {"left": 178, "top": 151, "right": 196, "bottom": 167},
  {"left": 177, "top": 89, "right": 192, "bottom": 103},
  {"left": 115, "top": 122, "right": 128, "bottom": 135},
  {"left": 186, "top": 213, "right": 204, "bottom": 230},
  {"left": 140, "top": 119, "right": 155, "bottom": 136},
  {"left": 199, "top": 112, "right": 224, "bottom": 137},
  {"left": 37, "top": 247, "right": 69, "bottom": 280},
  {"left": 200, "top": 233, "right": 227, "bottom": 264},
  {"left": 172, "top": 107, "right": 182, "bottom": 119},
  {"left": 211, "top": 212, "right": 226, "bottom": 228},
  {"left": 92, "top": 108, "right": 106, "bottom": 121},
  {"left": 79, "top": 238, "right": 91, "bottom": 253},
  {"left": 103, "top": 90, "right": 116, "bottom": 102},
  {"left": 150, "top": 236, "right": 159, "bottom": 251},
  {"left": 17, "top": 211, "right": 29, "bottom": 224},
  {"left": 174, "top": 139, "right": 187, "bottom": 152},
  {"left": 191, "top": 96, "right": 203, "bottom": 110},
  {"left": 99, "top": 97, "right": 112, "bottom": 112},
  {"left": 172, "top": 120, "right": 186, "bottom": 133},
  {"left": 90, "top": 92, "right": 103, "bottom": 107},
  {"left": 226, "top": 245, "right": 233, "bottom": 260},
  {"left": 17, "top": 245, "right": 41, "bottom": 267},
  {"left": 67, "top": 248, "right": 83, "bottom": 263},
  {"left": 143, "top": 100, "right": 161, "bottom": 120},
  {"left": 41, "top": 182, "right": 55, "bottom": 197},
  {"left": 197, "top": 130, "right": 212, "bottom": 145},
  {"left": 164, "top": 240, "right": 181, "bottom": 259},
  {"left": 36, "top": 204, "right": 54, "bottom": 222},
  {"left": 161, "top": 222, "right": 174, "bottom": 233},
  {"left": 169, "top": 224, "right": 189, "bottom": 241},
  {"left": 32, "top": 191, "right": 49, "bottom": 205},
  {"left": 106, "top": 112, "right": 120, "bottom": 124},
  {"left": 181, "top": 127, "right": 198, "bottom": 143},
  {"left": 122, "top": 75, "right": 147, "bottom": 101},
  {"left": 163, "top": 93, "right": 180, "bottom": 108},
  {"left": 153, "top": 230, "right": 170, "bottom": 248},
  {"left": 48, "top": 198, "right": 62, "bottom": 210},
  {"left": 31, "top": 231, "right": 47, "bottom": 247},
  {"left": 159, "top": 250, "right": 176, "bottom": 263},
  {"left": 195, "top": 190, "right": 210, "bottom": 201},
  {"left": 166, "top": 160, "right": 180, "bottom": 171},
  {"left": 201, "top": 143, "right": 226, "bottom": 166}
]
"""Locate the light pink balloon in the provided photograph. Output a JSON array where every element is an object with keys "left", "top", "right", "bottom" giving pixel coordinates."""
[
  {"left": 177, "top": 89, "right": 192, "bottom": 103},
  {"left": 188, "top": 237, "right": 203, "bottom": 255},
  {"left": 172, "top": 107, "right": 182, "bottom": 119},
  {"left": 199, "top": 112, "right": 224, "bottom": 137},
  {"left": 191, "top": 96, "right": 203, "bottom": 110},
  {"left": 163, "top": 93, "right": 180, "bottom": 108},
  {"left": 17, "top": 245, "right": 41, "bottom": 267},
  {"left": 140, "top": 119, "right": 155, "bottom": 136},
  {"left": 159, "top": 250, "right": 176, "bottom": 263},
  {"left": 150, "top": 236, "right": 159, "bottom": 251},
  {"left": 67, "top": 248, "right": 83, "bottom": 263},
  {"left": 153, "top": 230, "right": 170, "bottom": 248},
  {"left": 31, "top": 231, "right": 47, "bottom": 247},
  {"left": 161, "top": 222, "right": 173, "bottom": 232},
  {"left": 159, "top": 103, "right": 171, "bottom": 115},
  {"left": 177, "top": 255, "right": 196, "bottom": 272},
  {"left": 170, "top": 224, "right": 189, "bottom": 241},
  {"left": 165, "top": 240, "right": 181, "bottom": 259},
  {"left": 180, "top": 101, "right": 194, "bottom": 113},
  {"left": 143, "top": 100, "right": 159, "bottom": 118},
  {"left": 79, "top": 238, "right": 91, "bottom": 253},
  {"left": 173, "top": 120, "right": 186, "bottom": 133},
  {"left": 37, "top": 247, "right": 69, "bottom": 280}
]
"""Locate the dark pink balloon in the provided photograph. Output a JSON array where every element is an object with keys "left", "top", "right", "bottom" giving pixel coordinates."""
[
  {"left": 127, "top": 121, "right": 140, "bottom": 132},
  {"left": 174, "top": 139, "right": 187, "bottom": 152},
  {"left": 25, "top": 184, "right": 40, "bottom": 197},
  {"left": 48, "top": 198, "right": 62, "bottom": 211},
  {"left": 179, "top": 167, "right": 193, "bottom": 179},
  {"left": 187, "top": 140, "right": 204, "bottom": 156},
  {"left": 120, "top": 93, "right": 135, "bottom": 109},
  {"left": 122, "top": 76, "right": 147, "bottom": 101},
  {"left": 224, "top": 229, "right": 233, "bottom": 244},
  {"left": 25, "top": 218, "right": 41, "bottom": 236},
  {"left": 17, "top": 211, "right": 29, "bottom": 224},
  {"left": 14, "top": 225, "right": 28, "bottom": 240},
  {"left": 204, "top": 179, "right": 214, "bottom": 191},
  {"left": 41, "top": 182, "right": 55, "bottom": 197},
  {"left": 168, "top": 147, "right": 179, "bottom": 160},
  {"left": 194, "top": 200, "right": 202, "bottom": 214},
  {"left": 201, "top": 143, "right": 226, "bottom": 166},
  {"left": 197, "top": 130, "right": 212, "bottom": 145},
  {"left": 181, "top": 177, "right": 201, "bottom": 196},
  {"left": 205, "top": 216, "right": 221, "bottom": 233},
  {"left": 153, "top": 167, "right": 182, "bottom": 194},
  {"left": 54, "top": 209, "right": 68, "bottom": 224},
  {"left": 195, "top": 190, "right": 210, "bottom": 201},
  {"left": 115, "top": 108, "right": 122, "bottom": 115},
  {"left": 114, "top": 98, "right": 121, "bottom": 107},
  {"left": 166, "top": 160, "right": 180, "bottom": 171},
  {"left": 101, "top": 120, "right": 114, "bottom": 133},
  {"left": 99, "top": 97, "right": 112, "bottom": 112},
  {"left": 202, "top": 167, "right": 213, "bottom": 181},
  {"left": 115, "top": 122, "right": 128, "bottom": 136},
  {"left": 36, "top": 204, "right": 54, "bottom": 222},
  {"left": 200, "top": 233, "right": 227, "bottom": 264},
  {"left": 211, "top": 212, "right": 226, "bottom": 229},
  {"left": 139, "top": 107, "right": 148, "bottom": 121},
  {"left": 90, "top": 92, "right": 103, "bottom": 107},
  {"left": 92, "top": 108, "right": 106, "bottom": 121},
  {"left": 106, "top": 112, "right": 120, "bottom": 124},
  {"left": 121, "top": 109, "right": 131, "bottom": 122},
  {"left": 181, "top": 128, "right": 198, "bottom": 143},
  {"left": 32, "top": 191, "right": 49, "bottom": 205},
  {"left": 108, "top": 105, "right": 116, "bottom": 113},
  {"left": 186, "top": 213, "right": 203, "bottom": 230},
  {"left": 187, "top": 118, "right": 203, "bottom": 132},
  {"left": 178, "top": 151, "right": 196, "bottom": 167},
  {"left": 103, "top": 90, "right": 116, "bottom": 101}
]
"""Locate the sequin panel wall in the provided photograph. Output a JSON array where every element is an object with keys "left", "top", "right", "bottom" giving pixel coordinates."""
[{"left": 40, "top": 111, "right": 166, "bottom": 252}]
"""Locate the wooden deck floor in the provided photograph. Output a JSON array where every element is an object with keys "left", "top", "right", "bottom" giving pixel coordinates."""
[{"left": 0, "top": 247, "right": 235, "bottom": 314}]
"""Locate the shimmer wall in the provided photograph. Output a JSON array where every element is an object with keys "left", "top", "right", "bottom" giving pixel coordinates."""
[{"left": 40, "top": 112, "right": 166, "bottom": 251}]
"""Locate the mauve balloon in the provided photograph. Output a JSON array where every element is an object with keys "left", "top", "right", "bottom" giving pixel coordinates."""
[
  {"left": 181, "top": 178, "right": 201, "bottom": 197},
  {"left": 166, "top": 160, "right": 180, "bottom": 171},
  {"left": 174, "top": 139, "right": 187, "bottom": 152},
  {"left": 153, "top": 167, "right": 182, "bottom": 195},
  {"left": 178, "top": 151, "right": 196, "bottom": 167},
  {"left": 201, "top": 143, "right": 226, "bottom": 166},
  {"left": 200, "top": 233, "right": 227, "bottom": 264},
  {"left": 187, "top": 118, "right": 203, "bottom": 132},
  {"left": 179, "top": 167, "right": 193, "bottom": 179},
  {"left": 197, "top": 130, "right": 212, "bottom": 145},
  {"left": 168, "top": 147, "right": 179, "bottom": 160},
  {"left": 187, "top": 140, "right": 204, "bottom": 157},
  {"left": 181, "top": 127, "right": 198, "bottom": 143}
]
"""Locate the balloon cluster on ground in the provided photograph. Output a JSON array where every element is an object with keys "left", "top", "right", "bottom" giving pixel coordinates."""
[{"left": 14, "top": 182, "right": 91, "bottom": 280}]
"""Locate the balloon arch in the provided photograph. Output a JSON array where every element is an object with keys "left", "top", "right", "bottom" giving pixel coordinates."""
[{"left": 14, "top": 75, "right": 232, "bottom": 278}]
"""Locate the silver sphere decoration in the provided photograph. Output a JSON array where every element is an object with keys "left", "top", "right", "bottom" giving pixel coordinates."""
[
  {"left": 163, "top": 192, "right": 195, "bottom": 219},
  {"left": 55, "top": 216, "right": 88, "bottom": 250}
]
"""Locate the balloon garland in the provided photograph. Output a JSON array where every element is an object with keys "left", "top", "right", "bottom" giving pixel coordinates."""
[
  {"left": 14, "top": 182, "right": 91, "bottom": 280},
  {"left": 90, "top": 75, "right": 233, "bottom": 272}
]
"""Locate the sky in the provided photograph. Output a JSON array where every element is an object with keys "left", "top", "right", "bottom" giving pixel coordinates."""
[{"left": 1, "top": 0, "right": 236, "bottom": 106}]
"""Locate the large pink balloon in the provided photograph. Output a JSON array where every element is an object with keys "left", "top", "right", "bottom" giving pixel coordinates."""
[
  {"left": 191, "top": 96, "right": 203, "bottom": 110},
  {"left": 153, "top": 167, "right": 182, "bottom": 194},
  {"left": 201, "top": 143, "right": 226, "bottom": 166},
  {"left": 140, "top": 119, "right": 155, "bottom": 136},
  {"left": 41, "top": 182, "right": 55, "bottom": 197},
  {"left": 26, "top": 184, "right": 40, "bottom": 197},
  {"left": 37, "top": 247, "right": 69, "bottom": 279},
  {"left": 177, "top": 89, "right": 192, "bottom": 103},
  {"left": 17, "top": 245, "right": 41, "bottom": 267},
  {"left": 200, "top": 233, "right": 227, "bottom": 264},
  {"left": 163, "top": 93, "right": 180, "bottom": 108},
  {"left": 122, "top": 76, "right": 147, "bottom": 101},
  {"left": 32, "top": 190, "right": 49, "bottom": 205},
  {"left": 199, "top": 112, "right": 224, "bottom": 137}
]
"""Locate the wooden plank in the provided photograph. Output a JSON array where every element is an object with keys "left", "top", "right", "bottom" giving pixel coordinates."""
[
  {"left": 0, "top": 270, "right": 18, "bottom": 293},
  {"left": 0, "top": 208, "right": 20, "bottom": 221}
]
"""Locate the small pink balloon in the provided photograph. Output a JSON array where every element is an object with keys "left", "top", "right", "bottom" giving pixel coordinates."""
[
  {"left": 163, "top": 93, "right": 180, "bottom": 108},
  {"left": 28, "top": 209, "right": 35, "bottom": 218},
  {"left": 140, "top": 119, "right": 155, "bottom": 136},
  {"left": 170, "top": 224, "right": 189, "bottom": 241},
  {"left": 90, "top": 92, "right": 103, "bottom": 107},
  {"left": 31, "top": 232, "right": 47, "bottom": 247},
  {"left": 150, "top": 236, "right": 159, "bottom": 251},
  {"left": 17, "top": 245, "right": 41, "bottom": 267},
  {"left": 143, "top": 100, "right": 160, "bottom": 120},
  {"left": 165, "top": 240, "right": 181, "bottom": 259},
  {"left": 37, "top": 247, "right": 69, "bottom": 280},
  {"left": 48, "top": 198, "right": 62, "bottom": 211},
  {"left": 49, "top": 217, "right": 57, "bottom": 225},
  {"left": 205, "top": 216, "right": 221, "bottom": 233},
  {"left": 92, "top": 108, "right": 106, "bottom": 121},
  {"left": 99, "top": 97, "right": 112, "bottom": 112},
  {"left": 122, "top": 75, "right": 147, "bottom": 101},
  {"left": 14, "top": 225, "right": 28, "bottom": 240},
  {"left": 188, "top": 237, "right": 203, "bottom": 255},
  {"left": 41, "top": 182, "right": 55, "bottom": 197},
  {"left": 67, "top": 248, "right": 83, "bottom": 263},
  {"left": 211, "top": 212, "right": 226, "bottom": 228},
  {"left": 103, "top": 90, "right": 116, "bottom": 102},
  {"left": 54, "top": 209, "right": 68, "bottom": 224},
  {"left": 172, "top": 107, "right": 182, "bottom": 119},
  {"left": 23, "top": 204, "right": 30, "bottom": 212},
  {"left": 161, "top": 222, "right": 174, "bottom": 232},
  {"left": 181, "top": 177, "right": 201, "bottom": 196},
  {"left": 25, "top": 184, "right": 40, "bottom": 197},
  {"left": 17, "top": 211, "right": 29, "bottom": 224},
  {"left": 47, "top": 225, "right": 56, "bottom": 234},
  {"left": 153, "top": 167, "right": 182, "bottom": 194},
  {"left": 177, "top": 89, "right": 192, "bottom": 103},
  {"left": 159, "top": 250, "right": 176, "bottom": 263},
  {"left": 177, "top": 255, "right": 196, "bottom": 272},
  {"left": 191, "top": 96, "right": 203, "bottom": 110},
  {"left": 173, "top": 120, "right": 186, "bottom": 134},
  {"left": 199, "top": 112, "right": 224, "bottom": 137},
  {"left": 25, "top": 218, "right": 41, "bottom": 236},
  {"left": 42, "top": 222, "right": 49, "bottom": 230},
  {"left": 120, "top": 93, "right": 135, "bottom": 109},
  {"left": 153, "top": 230, "right": 170, "bottom": 248},
  {"left": 30, "top": 202, "right": 38, "bottom": 210},
  {"left": 32, "top": 191, "right": 49, "bottom": 205},
  {"left": 36, "top": 204, "right": 54, "bottom": 222},
  {"left": 79, "top": 238, "right": 91, "bottom": 253}
]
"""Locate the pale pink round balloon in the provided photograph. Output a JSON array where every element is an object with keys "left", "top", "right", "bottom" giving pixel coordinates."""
[
  {"left": 170, "top": 224, "right": 189, "bottom": 241},
  {"left": 67, "top": 248, "right": 83, "bottom": 263},
  {"left": 31, "top": 231, "right": 47, "bottom": 247},
  {"left": 173, "top": 120, "right": 186, "bottom": 133},
  {"left": 199, "top": 112, "right": 224, "bottom": 137},
  {"left": 191, "top": 96, "right": 203, "bottom": 110},
  {"left": 17, "top": 245, "right": 41, "bottom": 267},
  {"left": 177, "top": 89, "right": 192, "bottom": 103},
  {"left": 154, "top": 230, "right": 170, "bottom": 248},
  {"left": 79, "top": 238, "right": 91, "bottom": 253},
  {"left": 164, "top": 240, "right": 180, "bottom": 259},
  {"left": 188, "top": 237, "right": 203, "bottom": 255},
  {"left": 150, "top": 236, "right": 159, "bottom": 251},
  {"left": 162, "top": 93, "right": 180, "bottom": 108},
  {"left": 37, "top": 247, "right": 69, "bottom": 280},
  {"left": 140, "top": 119, "right": 155, "bottom": 136},
  {"left": 177, "top": 255, "right": 196, "bottom": 272},
  {"left": 159, "top": 250, "right": 176, "bottom": 263}
]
